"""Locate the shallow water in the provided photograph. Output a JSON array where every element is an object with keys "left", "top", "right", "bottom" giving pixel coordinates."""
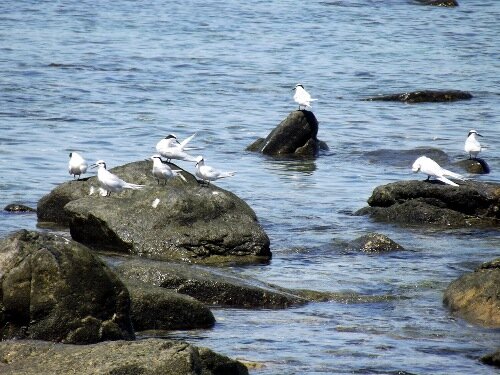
[{"left": 1, "top": 0, "right": 499, "bottom": 373}]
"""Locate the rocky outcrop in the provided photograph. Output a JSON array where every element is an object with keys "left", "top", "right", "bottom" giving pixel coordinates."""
[
  {"left": 3, "top": 204, "right": 36, "bottom": 213},
  {"left": 113, "top": 257, "right": 306, "bottom": 309},
  {"left": 37, "top": 160, "right": 271, "bottom": 264},
  {"left": 0, "top": 338, "right": 249, "bottom": 375},
  {"left": 481, "top": 350, "right": 500, "bottom": 368},
  {"left": 346, "top": 233, "right": 404, "bottom": 253},
  {"left": 415, "top": 0, "right": 458, "bottom": 6},
  {"left": 0, "top": 230, "right": 134, "bottom": 344},
  {"left": 246, "top": 110, "right": 328, "bottom": 157},
  {"left": 355, "top": 180, "right": 500, "bottom": 227},
  {"left": 125, "top": 280, "right": 216, "bottom": 331},
  {"left": 443, "top": 258, "right": 500, "bottom": 328},
  {"left": 454, "top": 158, "right": 490, "bottom": 174},
  {"left": 364, "top": 90, "right": 471, "bottom": 103}
]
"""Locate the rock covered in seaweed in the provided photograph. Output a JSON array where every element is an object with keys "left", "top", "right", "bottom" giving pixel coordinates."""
[
  {"left": 0, "top": 230, "right": 134, "bottom": 344},
  {"left": 246, "top": 110, "right": 328, "bottom": 157},
  {"left": 0, "top": 338, "right": 249, "bottom": 375},
  {"left": 355, "top": 180, "right": 500, "bottom": 227},
  {"left": 37, "top": 160, "right": 271, "bottom": 265},
  {"left": 443, "top": 258, "right": 500, "bottom": 328}
]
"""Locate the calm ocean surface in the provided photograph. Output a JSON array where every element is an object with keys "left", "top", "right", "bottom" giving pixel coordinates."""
[{"left": 1, "top": 1, "right": 499, "bottom": 373}]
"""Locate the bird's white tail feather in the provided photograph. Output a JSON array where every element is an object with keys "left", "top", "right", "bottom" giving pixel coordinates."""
[
  {"left": 173, "top": 171, "right": 187, "bottom": 182},
  {"left": 180, "top": 133, "right": 196, "bottom": 149},
  {"left": 437, "top": 176, "right": 459, "bottom": 187},
  {"left": 183, "top": 154, "right": 199, "bottom": 162},
  {"left": 219, "top": 172, "right": 235, "bottom": 179},
  {"left": 124, "top": 183, "right": 144, "bottom": 190},
  {"left": 442, "top": 169, "right": 465, "bottom": 181},
  {"left": 310, "top": 98, "right": 318, "bottom": 102}
]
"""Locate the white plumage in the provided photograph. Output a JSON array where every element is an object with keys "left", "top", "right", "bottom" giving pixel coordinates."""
[
  {"left": 412, "top": 156, "right": 464, "bottom": 187},
  {"left": 464, "top": 129, "right": 482, "bottom": 159},
  {"left": 92, "top": 160, "right": 144, "bottom": 196},
  {"left": 68, "top": 152, "right": 88, "bottom": 179},
  {"left": 150, "top": 154, "right": 186, "bottom": 184},
  {"left": 293, "top": 84, "right": 317, "bottom": 110},
  {"left": 195, "top": 156, "right": 235, "bottom": 185},
  {"left": 156, "top": 133, "right": 197, "bottom": 162}
]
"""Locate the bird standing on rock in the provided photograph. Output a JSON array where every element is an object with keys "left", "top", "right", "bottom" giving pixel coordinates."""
[
  {"left": 412, "top": 156, "right": 465, "bottom": 187},
  {"left": 68, "top": 152, "right": 88, "bottom": 180},
  {"left": 91, "top": 160, "right": 144, "bottom": 196},
  {"left": 464, "top": 129, "right": 483, "bottom": 159},
  {"left": 195, "top": 156, "right": 235, "bottom": 186},
  {"left": 150, "top": 154, "right": 186, "bottom": 184},
  {"left": 293, "top": 84, "right": 317, "bottom": 110}
]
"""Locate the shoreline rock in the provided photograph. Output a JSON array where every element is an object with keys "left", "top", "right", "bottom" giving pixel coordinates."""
[
  {"left": 346, "top": 233, "right": 404, "bottom": 253},
  {"left": 246, "top": 110, "right": 328, "bottom": 157},
  {"left": 355, "top": 180, "right": 500, "bottom": 227},
  {"left": 37, "top": 160, "right": 271, "bottom": 265},
  {"left": 363, "top": 90, "right": 471, "bottom": 103},
  {"left": 0, "top": 338, "right": 249, "bottom": 375},
  {"left": 3, "top": 204, "right": 36, "bottom": 213},
  {"left": 443, "top": 258, "right": 500, "bottom": 328},
  {"left": 0, "top": 230, "right": 135, "bottom": 344}
]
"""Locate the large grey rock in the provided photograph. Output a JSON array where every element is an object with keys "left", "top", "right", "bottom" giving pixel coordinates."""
[
  {"left": 246, "top": 110, "right": 328, "bottom": 157},
  {"left": 113, "top": 257, "right": 306, "bottom": 309},
  {"left": 355, "top": 180, "right": 500, "bottom": 227},
  {"left": 0, "top": 338, "right": 249, "bottom": 375},
  {"left": 443, "top": 258, "right": 500, "bottom": 328},
  {"left": 125, "top": 280, "right": 216, "bottom": 331},
  {"left": 0, "top": 230, "right": 134, "bottom": 344},
  {"left": 37, "top": 160, "right": 271, "bottom": 264},
  {"left": 364, "top": 90, "right": 471, "bottom": 103}
]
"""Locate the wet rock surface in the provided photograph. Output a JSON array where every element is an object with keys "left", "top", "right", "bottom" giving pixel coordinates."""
[
  {"left": 3, "top": 204, "right": 36, "bottom": 213},
  {"left": 347, "top": 233, "right": 404, "bottom": 253},
  {"left": 125, "top": 280, "right": 216, "bottom": 331},
  {"left": 443, "top": 258, "right": 500, "bottom": 328},
  {"left": 112, "top": 257, "right": 307, "bottom": 309},
  {"left": 415, "top": 0, "right": 458, "bottom": 6},
  {"left": 454, "top": 157, "right": 490, "bottom": 174},
  {"left": 481, "top": 350, "right": 500, "bottom": 368},
  {"left": 0, "top": 338, "right": 249, "bottom": 375},
  {"left": 355, "top": 180, "right": 500, "bottom": 227},
  {"left": 246, "top": 110, "right": 328, "bottom": 157},
  {"left": 37, "top": 160, "right": 271, "bottom": 264},
  {"left": 0, "top": 230, "right": 134, "bottom": 344},
  {"left": 364, "top": 90, "right": 471, "bottom": 103}
]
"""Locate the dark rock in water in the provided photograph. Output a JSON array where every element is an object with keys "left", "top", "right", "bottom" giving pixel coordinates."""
[
  {"left": 365, "top": 147, "right": 449, "bottom": 168},
  {"left": 113, "top": 258, "right": 306, "bottom": 309},
  {"left": 246, "top": 110, "right": 328, "bottom": 157},
  {"left": 455, "top": 157, "right": 490, "bottom": 174},
  {"left": 0, "top": 338, "right": 249, "bottom": 375},
  {"left": 481, "top": 350, "right": 500, "bottom": 368},
  {"left": 415, "top": 0, "right": 458, "bottom": 6},
  {"left": 443, "top": 258, "right": 500, "bottom": 328},
  {"left": 355, "top": 180, "right": 500, "bottom": 227},
  {"left": 347, "top": 233, "right": 404, "bottom": 253},
  {"left": 37, "top": 160, "right": 270, "bottom": 265},
  {"left": 0, "top": 230, "right": 134, "bottom": 344},
  {"left": 125, "top": 280, "right": 215, "bottom": 331},
  {"left": 3, "top": 204, "right": 36, "bottom": 213},
  {"left": 364, "top": 90, "right": 471, "bottom": 103}
]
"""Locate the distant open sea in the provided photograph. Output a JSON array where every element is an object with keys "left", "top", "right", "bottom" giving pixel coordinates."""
[{"left": 1, "top": 1, "right": 499, "bottom": 373}]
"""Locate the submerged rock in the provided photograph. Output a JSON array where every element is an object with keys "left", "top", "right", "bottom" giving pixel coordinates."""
[
  {"left": 125, "top": 280, "right": 216, "bottom": 331},
  {"left": 365, "top": 147, "right": 450, "bottom": 168},
  {"left": 3, "top": 204, "right": 36, "bottom": 213},
  {"left": 443, "top": 258, "right": 500, "bottom": 328},
  {"left": 37, "top": 160, "right": 271, "bottom": 264},
  {"left": 455, "top": 158, "right": 490, "bottom": 174},
  {"left": 246, "top": 110, "right": 328, "bottom": 157},
  {"left": 347, "top": 233, "right": 404, "bottom": 253},
  {"left": 0, "top": 338, "right": 249, "bottom": 375},
  {"left": 364, "top": 90, "right": 471, "bottom": 103},
  {"left": 113, "top": 257, "right": 306, "bottom": 309},
  {"left": 355, "top": 180, "right": 500, "bottom": 227},
  {"left": 481, "top": 350, "right": 500, "bottom": 369},
  {"left": 415, "top": 0, "right": 458, "bottom": 6},
  {"left": 0, "top": 230, "right": 134, "bottom": 344}
]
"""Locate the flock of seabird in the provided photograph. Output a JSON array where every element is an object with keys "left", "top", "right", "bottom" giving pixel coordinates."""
[{"left": 69, "top": 84, "right": 485, "bottom": 196}]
